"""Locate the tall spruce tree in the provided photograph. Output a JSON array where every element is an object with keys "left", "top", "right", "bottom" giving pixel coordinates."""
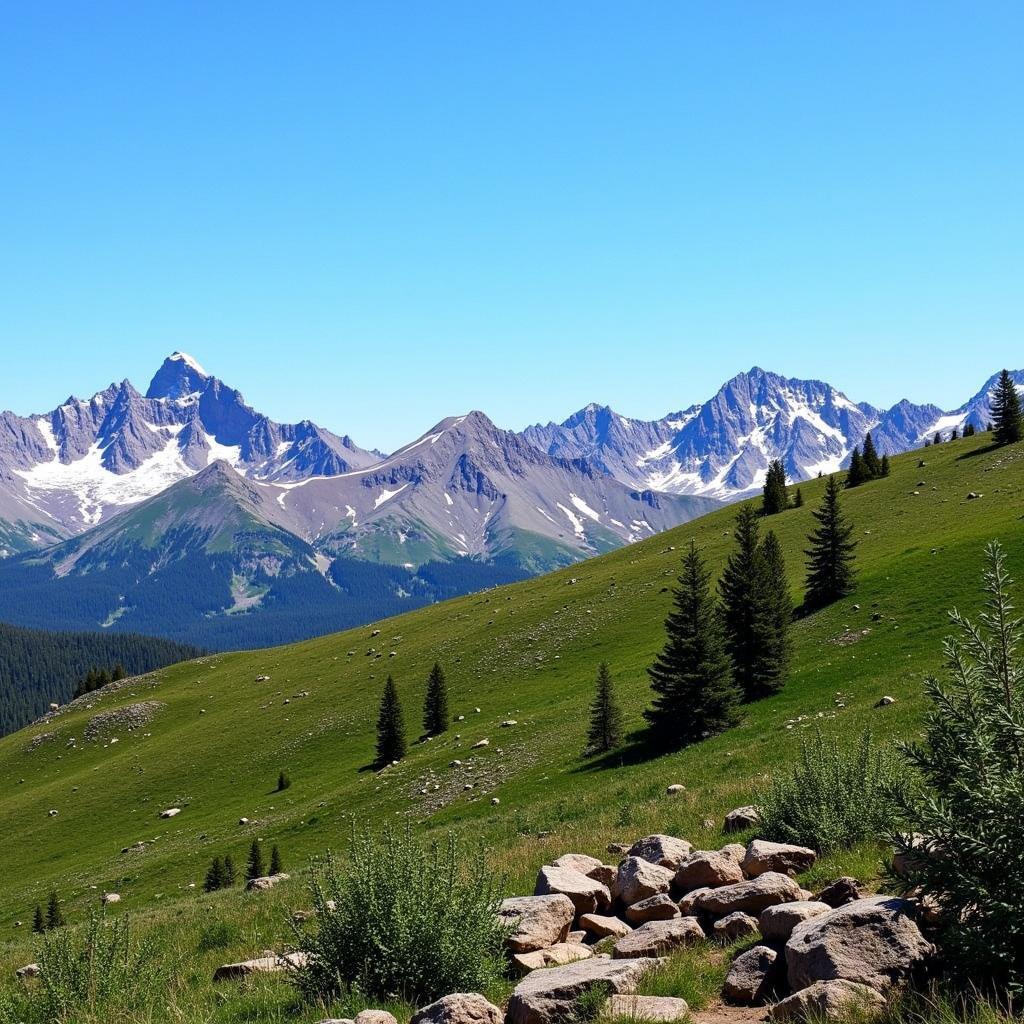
[
  {"left": 246, "top": 839, "right": 265, "bottom": 882},
  {"left": 862, "top": 432, "right": 881, "bottom": 478},
  {"left": 719, "top": 506, "right": 763, "bottom": 698},
  {"left": 934, "top": 431, "right": 942, "bottom": 446},
  {"left": 269, "top": 845, "right": 283, "bottom": 875},
  {"left": 204, "top": 856, "right": 225, "bottom": 892},
  {"left": 422, "top": 662, "right": 449, "bottom": 736},
  {"left": 376, "top": 675, "right": 407, "bottom": 765},
  {"left": 32, "top": 905, "right": 44, "bottom": 934},
  {"left": 846, "top": 446, "right": 866, "bottom": 488},
  {"left": 794, "top": 487, "right": 804, "bottom": 508},
  {"left": 964, "top": 422, "right": 976, "bottom": 438},
  {"left": 804, "top": 476, "right": 857, "bottom": 611},
  {"left": 762, "top": 459, "right": 788, "bottom": 516},
  {"left": 223, "top": 854, "right": 236, "bottom": 887},
  {"left": 586, "top": 662, "right": 624, "bottom": 755},
  {"left": 749, "top": 531, "right": 793, "bottom": 699},
  {"left": 645, "top": 542, "right": 740, "bottom": 748},
  {"left": 46, "top": 891, "right": 64, "bottom": 929},
  {"left": 992, "top": 369, "right": 1022, "bottom": 446},
  {"left": 879, "top": 454, "right": 891, "bottom": 477}
]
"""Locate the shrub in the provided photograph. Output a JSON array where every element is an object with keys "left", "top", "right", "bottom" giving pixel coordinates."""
[
  {"left": 294, "top": 823, "right": 507, "bottom": 1005},
  {"left": 758, "top": 727, "right": 904, "bottom": 851},
  {"left": 26, "top": 912, "right": 163, "bottom": 1021},
  {"left": 893, "top": 541, "right": 1024, "bottom": 994}
]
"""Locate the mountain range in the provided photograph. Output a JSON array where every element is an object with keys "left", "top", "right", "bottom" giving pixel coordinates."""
[{"left": 0, "top": 354, "right": 1017, "bottom": 648}]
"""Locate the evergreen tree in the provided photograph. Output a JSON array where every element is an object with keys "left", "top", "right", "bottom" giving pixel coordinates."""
[
  {"left": 645, "top": 542, "right": 740, "bottom": 748},
  {"left": 862, "top": 432, "right": 881, "bottom": 479},
  {"left": 276, "top": 770, "right": 291, "bottom": 791},
  {"left": 719, "top": 506, "right": 763, "bottom": 698},
  {"left": 246, "top": 839, "right": 265, "bottom": 882},
  {"left": 223, "top": 854, "right": 236, "bottom": 887},
  {"left": 879, "top": 454, "right": 891, "bottom": 477},
  {"left": 269, "top": 845, "right": 283, "bottom": 876},
  {"left": 762, "top": 459, "right": 788, "bottom": 516},
  {"left": 204, "top": 856, "right": 225, "bottom": 892},
  {"left": 991, "top": 369, "right": 1022, "bottom": 446},
  {"left": 45, "top": 891, "right": 64, "bottom": 929},
  {"left": 950, "top": 426, "right": 959, "bottom": 441},
  {"left": 794, "top": 487, "right": 804, "bottom": 508},
  {"left": 32, "top": 904, "right": 44, "bottom": 934},
  {"left": 376, "top": 675, "right": 407, "bottom": 765},
  {"left": 111, "top": 662, "right": 126, "bottom": 682},
  {"left": 422, "top": 662, "right": 450, "bottom": 736},
  {"left": 804, "top": 476, "right": 857, "bottom": 611},
  {"left": 846, "top": 446, "right": 866, "bottom": 488},
  {"left": 749, "top": 531, "right": 793, "bottom": 699},
  {"left": 964, "top": 422, "right": 976, "bottom": 438},
  {"left": 586, "top": 662, "right": 624, "bottom": 755},
  {"left": 934, "top": 431, "right": 942, "bottom": 446}
]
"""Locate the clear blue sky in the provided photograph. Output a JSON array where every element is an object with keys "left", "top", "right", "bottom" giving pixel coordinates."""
[{"left": 1, "top": 2, "right": 1021, "bottom": 451}]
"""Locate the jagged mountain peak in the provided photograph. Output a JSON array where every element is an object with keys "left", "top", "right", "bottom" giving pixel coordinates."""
[{"left": 146, "top": 351, "right": 213, "bottom": 400}]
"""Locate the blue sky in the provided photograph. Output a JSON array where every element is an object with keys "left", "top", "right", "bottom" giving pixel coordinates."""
[{"left": 1, "top": 2, "right": 1021, "bottom": 451}]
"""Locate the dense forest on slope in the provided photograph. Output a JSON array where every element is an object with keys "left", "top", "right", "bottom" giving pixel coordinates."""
[{"left": 0, "top": 622, "right": 203, "bottom": 735}]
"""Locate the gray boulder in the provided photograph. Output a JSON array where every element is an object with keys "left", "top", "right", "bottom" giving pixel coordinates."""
[
  {"left": 627, "top": 834, "right": 693, "bottom": 869},
  {"left": 713, "top": 911, "right": 760, "bottom": 943},
  {"left": 815, "top": 877, "right": 864, "bottom": 908},
  {"left": 535, "top": 865, "right": 611, "bottom": 917},
  {"left": 759, "top": 901, "right": 831, "bottom": 943},
  {"left": 786, "top": 897, "right": 934, "bottom": 993},
  {"left": 724, "top": 806, "right": 760, "bottom": 833},
  {"left": 506, "top": 955, "right": 659, "bottom": 1024},
  {"left": 410, "top": 994, "right": 503, "bottom": 1024},
  {"left": 605, "top": 995, "right": 689, "bottom": 1021},
  {"left": 579, "top": 913, "right": 632, "bottom": 939},
  {"left": 624, "top": 894, "right": 680, "bottom": 925},
  {"left": 552, "top": 854, "right": 604, "bottom": 876},
  {"left": 355, "top": 1012, "right": 399, "bottom": 1024},
  {"left": 695, "top": 872, "right": 802, "bottom": 916},
  {"left": 722, "top": 945, "right": 781, "bottom": 1004},
  {"left": 675, "top": 850, "right": 743, "bottom": 891},
  {"left": 616, "top": 856, "right": 676, "bottom": 906},
  {"left": 613, "top": 918, "right": 705, "bottom": 959},
  {"left": 512, "top": 942, "right": 594, "bottom": 975},
  {"left": 742, "top": 840, "right": 816, "bottom": 878},
  {"left": 498, "top": 894, "right": 575, "bottom": 953},
  {"left": 769, "top": 980, "right": 886, "bottom": 1022}
]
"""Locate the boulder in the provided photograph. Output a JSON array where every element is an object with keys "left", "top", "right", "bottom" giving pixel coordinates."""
[
  {"left": 498, "top": 894, "right": 575, "bottom": 953},
  {"left": 613, "top": 917, "right": 705, "bottom": 959},
  {"left": 606, "top": 995, "right": 689, "bottom": 1021},
  {"left": 720, "top": 843, "right": 746, "bottom": 864},
  {"left": 627, "top": 834, "right": 693, "bottom": 869},
  {"left": 678, "top": 887, "right": 712, "bottom": 915},
  {"left": 724, "top": 806, "right": 760, "bottom": 833},
  {"left": 245, "top": 872, "right": 291, "bottom": 892},
  {"left": 624, "top": 894, "right": 680, "bottom": 924},
  {"left": 535, "top": 865, "right": 611, "bottom": 917},
  {"left": 616, "top": 857, "right": 675, "bottom": 906},
  {"left": 512, "top": 942, "right": 594, "bottom": 975},
  {"left": 815, "top": 877, "right": 864, "bottom": 908},
  {"left": 410, "top": 993, "right": 503, "bottom": 1024},
  {"left": 552, "top": 854, "right": 605, "bottom": 876},
  {"left": 213, "top": 951, "right": 307, "bottom": 981},
  {"left": 666, "top": 784, "right": 685, "bottom": 796},
  {"left": 759, "top": 901, "right": 831, "bottom": 943},
  {"left": 355, "top": 1012, "right": 399, "bottom": 1024},
  {"left": 891, "top": 834, "right": 928, "bottom": 878},
  {"left": 579, "top": 913, "right": 632, "bottom": 940},
  {"left": 675, "top": 850, "right": 743, "bottom": 891},
  {"left": 713, "top": 912, "right": 760, "bottom": 943},
  {"left": 101, "top": 892, "right": 121, "bottom": 904},
  {"left": 506, "top": 955, "right": 659, "bottom": 1024},
  {"left": 722, "top": 945, "right": 781, "bottom": 1004},
  {"left": 742, "top": 840, "right": 816, "bottom": 878},
  {"left": 588, "top": 864, "right": 618, "bottom": 888},
  {"left": 16, "top": 963, "right": 40, "bottom": 979},
  {"left": 568, "top": 930, "right": 588, "bottom": 944},
  {"left": 786, "top": 897, "right": 934, "bottom": 993},
  {"left": 769, "top": 980, "right": 886, "bottom": 1022},
  {"left": 160, "top": 807, "right": 181, "bottom": 819},
  {"left": 695, "top": 872, "right": 802, "bottom": 916}
]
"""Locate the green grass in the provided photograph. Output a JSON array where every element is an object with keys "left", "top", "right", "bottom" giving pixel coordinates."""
[{"left": 2, "top": 432, "right": 1024, "bottom": 1020}]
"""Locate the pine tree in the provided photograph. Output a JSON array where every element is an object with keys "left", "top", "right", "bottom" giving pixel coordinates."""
[
  {"left": 276, "top": 770, "right": 291, "bottom": 791},
  {"left": 804, "top": 476, "right": 857, "bottom": 611},
  {"left": 111, "top": 662, "right": 126, "bottom": 682},
  {"left": 204, "top": 856, "right": 225, "bottom": 892},
  {"left": 879, "top": 454, "right": 891, "bottom": 477},
  {"left": 223, "top": 854, "right": 236, "bottom": 887},
  {"left": 46, "top": 891, "right": 64, "bottom": 929},
  {"left": 991, "top": 369, "right": 1022, "bottom": 446},
  {"left": 749, "top": 531, "right": 793, "bottom": 699},
  {"left": 32, "top": 904, "right": 44, "bottom": 934},
  {"left": 718, "top": 506, "right": 763, "bottom": 698},
  {"left": 862, "top": 433, "right": 881, "bottom": 479},
  {"left": 964, "top": 422, "right": 976, "bottom": 438},
  {"left": 846, "top": 446, "right": 866, "bottom": 488},
  {"left": 422, "top": 662, "right": 449, "bottom": 736},
  {"left": 934, "top": 431, "right": 942, "bottom": 446},
  {"left": 950, "top": 426, "right": 959, "bottom": 441},
  {"left": 645, "top": 542, "right": 740, "bottom": 748},
  {"left": 586, "top": 662, "right": 624, "bottom": 755},
  {"left": 762, "top": 459, "right": 788, "bottom": 516},
  {"left": 794, "top": 487, "right": 804, "bottom": 508},
  {"left": 269, "top": 845, "right": 283, "bottom": 875},
  {"left": 376, "top": 675, "right": 407, "bottom": 765},
  {"left": 246, "top": 839, "right": 265, "bottom": 882}
]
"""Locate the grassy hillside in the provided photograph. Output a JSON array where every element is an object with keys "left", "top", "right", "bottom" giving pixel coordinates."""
[{"left": 1, "top": 432, "right": 1022, "bottom": 1019}]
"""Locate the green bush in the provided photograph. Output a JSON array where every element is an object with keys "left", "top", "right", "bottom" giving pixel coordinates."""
[
  {"left": 894, "top": 541, "right": 1024, "bottom": 995},
  {"left": 758, "top": 727, "right": 904, "bottom": 851},
  {"left": 294, "top": 823, "right": 507, "bottom": 1005}
]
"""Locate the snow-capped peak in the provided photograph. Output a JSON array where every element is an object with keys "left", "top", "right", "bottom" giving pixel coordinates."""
[{"left": 168, "top": 351, "right": 208, "bottom": 376}]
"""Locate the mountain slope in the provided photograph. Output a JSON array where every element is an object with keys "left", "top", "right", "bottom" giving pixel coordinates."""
[{"left": 2, "top": 428, "right": 1021, "bottom": 943}]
